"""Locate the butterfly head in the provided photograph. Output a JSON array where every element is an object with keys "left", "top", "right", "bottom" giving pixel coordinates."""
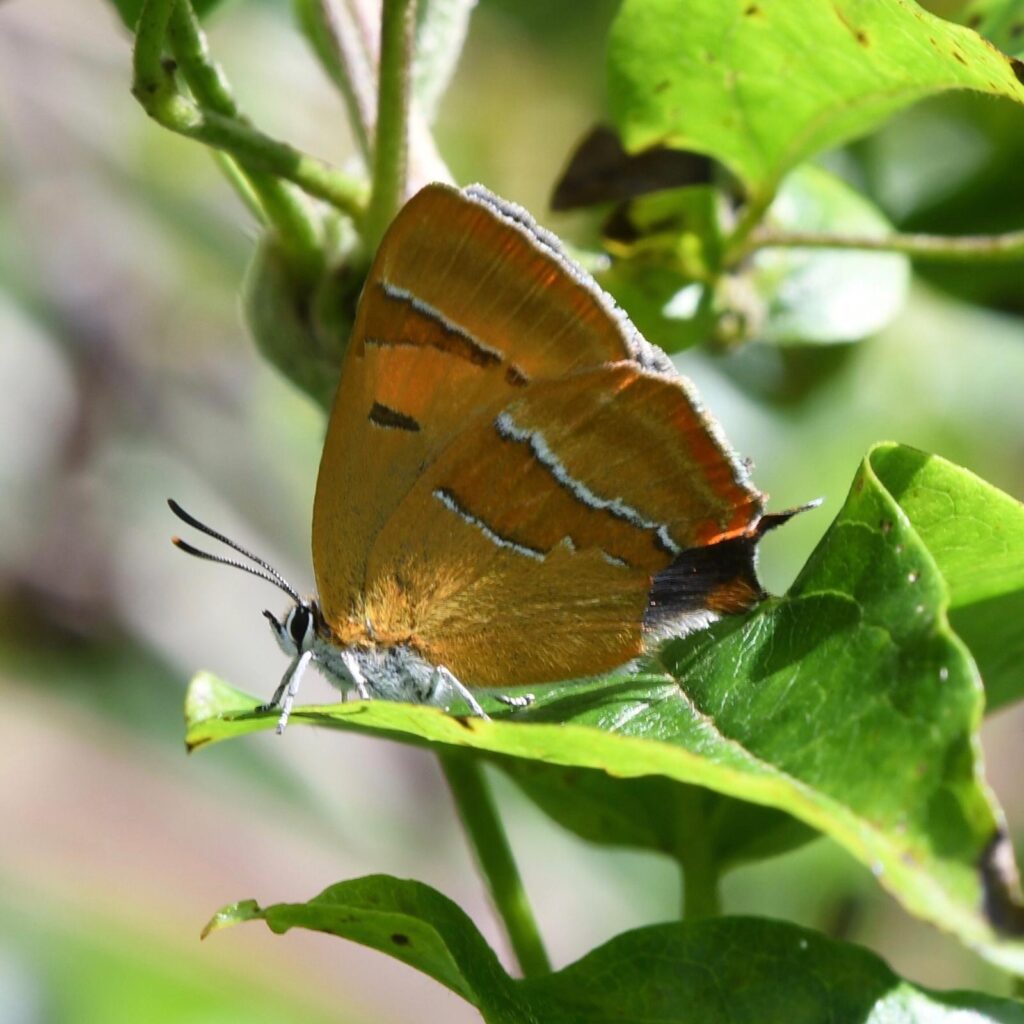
[{"left": 264, "top": 600, "right": 321, "bottom": 658}]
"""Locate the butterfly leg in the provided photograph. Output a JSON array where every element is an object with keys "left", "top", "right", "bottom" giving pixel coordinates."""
[
  {"left": 495, "top": 693, "right": 535, "bottom": 710},
  {"left": 432, "top": 665, "right": 490, "bottom": 720},
  {"left": 340, "top": 650, "right": 373, "bottom": 700},
  {"left": 261, "top": 649, "right": 313, "bottom": 735},
  {"left": 257, "top": 675, "right": 290, "bottom": 715},
  {"left": 258, "top": 651, "right": 311, "bottom": 713}
]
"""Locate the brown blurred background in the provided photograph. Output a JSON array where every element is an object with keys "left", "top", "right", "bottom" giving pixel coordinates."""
[{"left": 1, "top": 1, "right": 1023, "bottom": 1021}]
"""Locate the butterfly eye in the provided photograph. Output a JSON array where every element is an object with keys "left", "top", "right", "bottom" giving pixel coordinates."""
[{"left": 289, "top": 605, "right": 311, "bottom": 646}]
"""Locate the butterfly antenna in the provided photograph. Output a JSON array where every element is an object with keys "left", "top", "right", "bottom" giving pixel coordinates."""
[{"left": 168, "top": 499, "right": 302, "bottom": 603}]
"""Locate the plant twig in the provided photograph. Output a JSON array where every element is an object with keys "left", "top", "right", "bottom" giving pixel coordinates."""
[
  {"left": 738, "top": 225, "right": 1024, "bottom": 263},
  {"left": 132, "top": 0, "right": 368, "bottom": 225},
  {"left": 132, "top": 0, "right": 176, "bottom": 93},
  {"left": 167, "top": 0, "right": 325, "bottom": 280},
  {"left": 672, "top": 789, "right": 722, "bottom": 921},
  {"left": 438, "top": 751, "right": 551, "bottom": 979},
  {"left": 135, "top": 87, "right": 369, "bottom": 219},
  {"left": 212, "top": 152, "right": 266, "bottom": 223},
  {"left": 364, "top": 0, "right": 416, "bottom": 251},
  {"left": 680, "top": 846, "right": 722, "bottom": 921},
  {"left": 722, "top": 188, "right": 776, "bottom": 267}
]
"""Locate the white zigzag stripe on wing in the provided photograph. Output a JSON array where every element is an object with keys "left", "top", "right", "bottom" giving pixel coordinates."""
[
  {"left": 378, "top": 279, "right": 503, "bottom": 363},
  {"left": 494, "top": 411, "right": 681, "bottom": 556},
  {"left": 432, "top": 488, "right": 546, "bottom": 561}
]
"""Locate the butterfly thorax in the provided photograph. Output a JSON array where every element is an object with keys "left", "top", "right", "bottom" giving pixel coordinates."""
[
  {"left": 314, "top": 634, "right": 439, "bottom": 704},
  {"left": 266, "top": 598, "right": 432, "bottom": 700}
]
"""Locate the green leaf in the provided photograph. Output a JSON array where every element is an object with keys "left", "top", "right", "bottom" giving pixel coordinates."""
[
  {"left": 963, "top": 0, "right": 1024, "bottom": 58},
  {"left": 499, "top": 760, "right": 814, "bottom": 872},
  {"left": 599, "top": 185, "right": 722, "bottom": 351},
  {"left": 526, "top": 915, "right": 1024, "bottom": 1024},
  {"left": 752, "top": 165, "right": 910, "bottom": 344},
  {"left": 185, "top": 444, "right": 1024, "bottom": 971},
  {"left": 608, "top": 0, "right": 1024, "bottom": 206},
  {"left": 206, "top": 876, "right": 522, "bottom": 1018},
  {"left": 600, "top": 167, "right": 910, "bottom": 350},
  {"left": 110, "top": 0, "right": 225, "bottom": 31},
  {"left": 213, "top": 875, "right": 1024, "bottom": 1023},
  {"left": 869, "top": 444, "right": 1024, "bottom": 711},
  {"left": 503, "top": 446, "right": 1024, "bottom": 911}
]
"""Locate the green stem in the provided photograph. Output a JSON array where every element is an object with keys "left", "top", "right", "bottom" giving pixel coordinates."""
[
  {"left": 738, "top": 225, "right": 1024, "bottom": 263},
  {"left": 722, "top": 189, "right": 775, "bottom": 267},
  {"left": 134, "top": 0, "right": 262, "bottom": 217},
  {"left": 364, "top": 0, "right": 416, "bottom": 252},
  {"left": 680, "top": 849, "right": 722, "bottom": 921},
  {"left": 212, "top": 152, "right": 266, "bottom": 223},
  {"left": 132, "top": 0, "right": 176, "bottom": 92},
  {"left": 137, "top": 89, "right": 368, "bottom": 218},
  {"left": 438, "top": 751, "right": 551, "bottom": 978},
  {"left": 132, "top": 1, "right": 368, "bottom": 224},
  {"left": 167, "top": 0, "right": 324, "bottom": 281},
  {"left": 671, "top": 788, "right": 722, "bottom": 921},
  {"left": 167, "top": 1, "right": 238, "bottom": 113}
]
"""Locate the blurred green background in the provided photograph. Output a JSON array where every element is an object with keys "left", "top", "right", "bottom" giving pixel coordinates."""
[{"left": 1, "top": 1, "right": 1023, "bottom": 1021}]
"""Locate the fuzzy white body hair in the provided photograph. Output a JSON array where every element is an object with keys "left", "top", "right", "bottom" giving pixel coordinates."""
[{"left": 266, "top": 603, "right": 490, "bottom": 731}]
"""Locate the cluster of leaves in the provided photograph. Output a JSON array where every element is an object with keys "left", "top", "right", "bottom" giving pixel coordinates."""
[{"left": 116, "top": 0, "right": 1024, "bottom": 1020}]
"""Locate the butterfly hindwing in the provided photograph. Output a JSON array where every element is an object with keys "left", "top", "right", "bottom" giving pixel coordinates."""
[{"left": 361, "top": 363, "right": 763, "bottom": 685}]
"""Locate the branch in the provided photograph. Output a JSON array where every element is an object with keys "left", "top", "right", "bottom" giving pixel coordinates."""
[
  {"left": 680, "top": 847, "right": 722, "bottom": 921},
  {"left": 739, "top": 226, "right": 1024, "bottom": 263},
  {"left": 363, "top": 0, "right": 417, "bottom": 251},
  {"left": 132, "top": 0, "right": 368, "bottom": 227},
  {"left": 167, "top": 1, "right": 325, "bottom": 280},
  {"left": 438, "top": 751, "right": 551, "bottom": 979},
  {"left": 134, "top": 87, "right": 369, "bottom": 220}
]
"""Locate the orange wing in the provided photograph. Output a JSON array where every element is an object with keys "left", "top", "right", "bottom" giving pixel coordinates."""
[
  {"left": 312, "top": 183, "right": 764, "bottom": 684},
  {"left": 314, "top": 184, "right": 663, "bottom": 620},
  {"left": 361, "top": 362, "right": 762, "bottom": 685}
]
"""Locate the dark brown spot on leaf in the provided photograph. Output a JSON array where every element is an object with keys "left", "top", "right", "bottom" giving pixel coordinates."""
[
  {"left": 654, "top": 79, "right": 671, "bottom": 94},
  {"left": 832, "top": 5, "right": 862, "bottom": 42},
  {"left": 744, "top": 4, "right": 760, "bottom": 14},
  {"left": 857, "top": 30, "right": 868, "bottom": 45},
  {"left": 953, "top": 50, "right": 967, "bottom": 66},
  {"left": 391, "top": 933, "right": 411, "bottom": 946},
  {"left": 1011, "top": 57, "right": 1024, "bottom": 85}
]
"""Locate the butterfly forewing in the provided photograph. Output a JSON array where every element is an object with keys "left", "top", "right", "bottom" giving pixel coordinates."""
[{"left": 313, "top": 184, "right": 645, "bottom": 629}]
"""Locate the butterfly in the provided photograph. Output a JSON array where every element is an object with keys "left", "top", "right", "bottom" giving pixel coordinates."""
[{"left": 171, "top": 183, "right": 808, "bottom": 732}]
